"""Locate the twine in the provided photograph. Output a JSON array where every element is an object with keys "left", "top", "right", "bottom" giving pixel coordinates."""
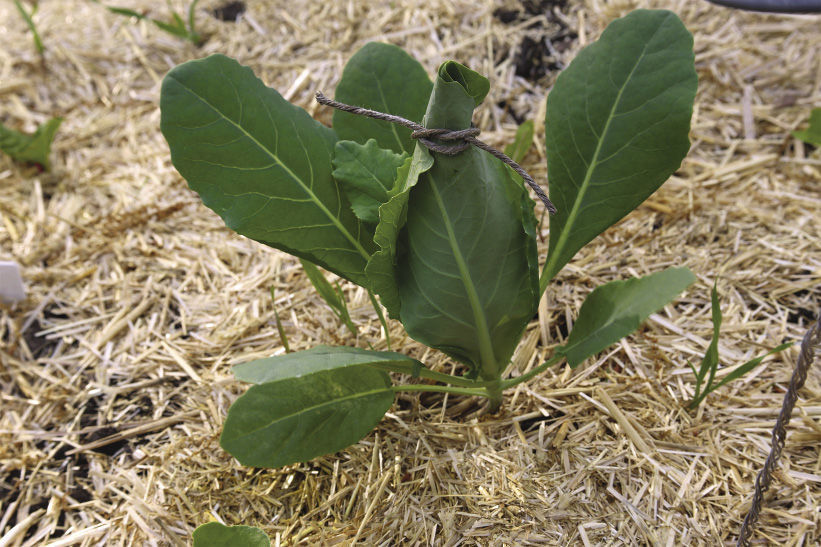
[
  {"left": 737, "top": 317, "right": 821, "bottom": 546},
  {"left": 315, "top": 92, "right": 557, "bottom": 214}
]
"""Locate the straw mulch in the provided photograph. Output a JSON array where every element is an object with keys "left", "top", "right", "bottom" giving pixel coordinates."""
[{"left": 1, "top": 0, "right": 818, "bottom": 544}]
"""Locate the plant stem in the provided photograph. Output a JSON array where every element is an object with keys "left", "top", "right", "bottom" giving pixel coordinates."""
[
  {"left": 500, "top": 354, "right": 563, "bottom": 390},
  {"left": 485, "top": 379, "right": 504, "bottom": 413},
  {"left": 391, "top": 384, "right": 488, "bottom": 397}
]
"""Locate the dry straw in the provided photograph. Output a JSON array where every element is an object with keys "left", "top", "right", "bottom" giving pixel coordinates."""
[{"left": 0, "top": 0, "right": 818, "bottom": 544}]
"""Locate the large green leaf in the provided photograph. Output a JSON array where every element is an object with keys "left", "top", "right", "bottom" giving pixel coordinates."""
[
  {"left": 0, "top": 117, "right": 62, "bottom": 170},
  {"left": 542, "top": 10, "right": 697, "bottom": 289},
  {"left": 160, "top": 54, "right": 374, "bottom": 286},
  {"left": 220, "top": 365, "right": 393, "bottom": 468},
  {"left": 332, "top": 139, "right": 408, "bottom": 224},
  {"left": 557, "top": 267, "right": 696, "bottom": 368},
  {"left": 395, "top": 62, "right": 539, "bottom": 379},
  {"left": 333, "top": 42, "right": 433, "bottom": 154},
  {"left": 232, "top": 345, "right": 422, "bottom": 384},
  {"left": 192, "top": 522, "right": 270, "bottom": 547}
]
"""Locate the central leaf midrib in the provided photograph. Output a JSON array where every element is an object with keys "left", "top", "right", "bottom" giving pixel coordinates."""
[
  {"left": 171, "top": 76, "right": 371, "bottom": 261},
  {"left": 229, "top": 383, "right": 390, "bottom": 442},
  {"left": 374, "top": 79, "right": 406, "bottom": 153},
  {"left": 429, "top": 180, "right": 498, "bottom": 376},
  {"left": 541, "top": 27, "right": 661, "bottom": 292}
]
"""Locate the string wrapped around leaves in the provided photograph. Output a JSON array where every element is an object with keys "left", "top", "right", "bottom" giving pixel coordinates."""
[{"left": 315, "top": 92, "right": 557, "bottom": 214}]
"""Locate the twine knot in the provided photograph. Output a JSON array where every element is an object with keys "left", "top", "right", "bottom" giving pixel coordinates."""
[
  {"left": 410, "top": 127, "right": 480, "bottom": 155},
  {"left": 315, "top": 92, "right": 556, "bottom": 214}
]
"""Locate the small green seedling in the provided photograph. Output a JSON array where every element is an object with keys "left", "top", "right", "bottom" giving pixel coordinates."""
[
  {"left": 14, "top": 0, "right": 44, "bottom": 55},
  {"left": 161, "top": 10, "right": 697, "bottom": 474},
  {"left": 0, "top": 117, "right": 62, "bottom": 170},
  {"left": 688, "top": 282, "right": 793, "bottom": 409},
  {"left": 95, "top": 0, "right": 203, "bottom": 45},
  {"left": 299, "top": 259, "right": 392, "bottom": 348},
  {"left": 792, "top": 107, "right": 821, "bottom": 147},
  {"left": 269, "top": 287, "right": 290, "bottom": 353},
  {"left": 504, "top": 119, "right": 534, "bottom": 164},
  {"left": 299, "top": 258, "right": 358, "bottom": 336}
]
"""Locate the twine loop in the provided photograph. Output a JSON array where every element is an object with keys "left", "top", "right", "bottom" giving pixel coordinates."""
[{"left": 316, "top": 92, "right": 556, "bottom": 214}]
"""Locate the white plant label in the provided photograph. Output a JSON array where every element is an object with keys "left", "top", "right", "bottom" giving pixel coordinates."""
[{"left": 0, "top": 261, "right": 25, "bottom": 303}]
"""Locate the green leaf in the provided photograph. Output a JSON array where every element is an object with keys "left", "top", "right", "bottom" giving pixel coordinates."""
[
  {"left": 332, "top": 139, "right": 408, "bottom": 224},
  {"left": 368, "top": 290, "right": 392, "bottom": 350},
  {"left": 558, "top": 267, "right": 696, "bottom": 368},
  {"left": 541, "top": 10, "right": 697, "bottom": 288},
  {"left": 232, "top": 345, "right": 422, "bottom": 384},
  {"left": 688, "top": 282, "right": 794, "bottom": 408},
  {"left": 504, "top": 120, "right": 534, "bottom": 164},
  {"left": 792, "top": 107, "right": 821, "bottom": 146},
  {"left": 298, "top": 259, "right": 357, "bottom": 334},
  {"left": 708, "top": 342, "right": 793, "bottom": 393},
  {"left": 364, "top": 149, "right": 433, "bottom": 318},
  {"left": 96, "top": 2, "right": 201, "bottom": 43},
  {"left": 153, "top": 18, "right": 189, "bottom": 39},
  {"left": 694, "top": 282, "right": 723, "bottom": 396},
  {"left": 14, "top": 0, "right": 44, "bottom": 54},
  {"left": 269, "top": 287, "right": 291, "bottom": 353},
  {"left": 221, "top": 364, "right": 393, "bottom": 468},
  {"left": 394, "top": 62, "right": 538, "bottom": 379},
  {"left": 333, "top": 42, "right": 433, "bottom": 154},
  {"left": 192, "top": 522, "right": 270, "bottom": 547},
  {"left": 0, "top": 117, "right": 62, "bottom": 170},
  {"left": 160, "top": 54, "right": 375, "bottom": 286}
]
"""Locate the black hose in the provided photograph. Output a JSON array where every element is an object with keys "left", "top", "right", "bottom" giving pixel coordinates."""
[{"left": 705, "top": 0, "right": 821, "bottom": 12}]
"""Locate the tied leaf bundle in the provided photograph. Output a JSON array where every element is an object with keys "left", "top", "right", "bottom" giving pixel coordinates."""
[{"left": 161, "top": 9, "right": 698, "bottom": 477}]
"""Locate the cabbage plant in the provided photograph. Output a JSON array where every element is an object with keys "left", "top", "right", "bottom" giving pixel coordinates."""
[{"left": 161, "top": 9, "right": 698, "bottom": 471}]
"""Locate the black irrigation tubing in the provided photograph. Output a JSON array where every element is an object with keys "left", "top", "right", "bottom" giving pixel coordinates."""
[
  {"left": 705, "top": 0, "right": 821, "bottom": 12},
  {"left": 315, "top": 92, "right": 557, "bottom": 215},
  {"left": 737, "top": 318, "right": 821, "bottom": 546}
]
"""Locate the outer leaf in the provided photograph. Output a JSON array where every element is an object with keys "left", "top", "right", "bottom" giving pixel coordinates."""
[
  {"left": 504, "top": 120, "right": 534, "bottom": 164},
  {"left": 220, "top": 365, "right": 393, "bottom": 468},
  {"left": 542, "top": 10, "right": 697, "bottom": 288},
  {"left": 365, "top": 149, "right": 433, "bottom": 318},
  {"left": 792, "top": 107, "right": 821, "bottom": 146},
  {"left": 395, "top": 62, "right": 538, "bottom": 379},
  {"left": 0, "top": 117, "right": 62, "bottom": 170},
  {"left": 160, "top": 54, "right": 374, "bottom": 286},
  {"left": 333, "top": 42, "right": 433, "bottom": 154},
  {"left": 192, "top": 522, "right": 270, "bottom": 547},
  {"left": 232, "top": 345, "right": 422, "bottom": 384},
  {"left": 332, "top": 139, "right": 407, "bottom": 224},
  {"left": 558, "top": 267, "right": 696, "bottom": 368}
]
